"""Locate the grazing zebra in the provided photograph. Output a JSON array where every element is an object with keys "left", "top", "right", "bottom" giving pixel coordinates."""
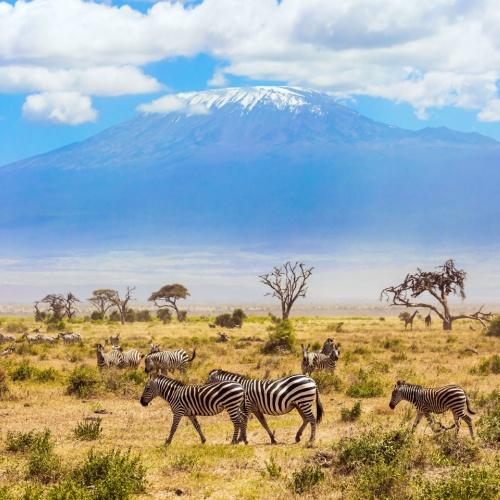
[
  {"left": 58, "top": 332, "right": 82, "bottom": 344},
  {"left": 1, "top": 345, "right": 15, "bottom": 356},
  {"left": 0, "top": 333, "right": 16, "bottom": 344},
  {"left": 95, "top": 343, "right": 124, "bottom": 369},
  {"left": 389, "top": 380, "right": 476, "bottom": 437},
  {"left": 207, "top": 369, "right": 323, "bottom": 444},
  {"left": 22, "top": 333, "right": 42, "bottom": 344},
  {"left": 140, "top": 375, "right": 247, "bottom": 445},
  {"left": 301, "top": 344, "right": 339, "bottom": 376},
  {"left": 144, "top": 348, "right": 196, "bottom": 375},
  {"left": 38, "top": 335, "right": 58, "bottom": 344},
  {"left": 114, "top": 346, "right": 143, "bottom": 368},
  {"left": 107, "top": 334, "right": 120, "bottom": 346}
]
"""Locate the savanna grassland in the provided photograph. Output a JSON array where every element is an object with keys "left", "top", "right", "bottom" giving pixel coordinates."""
[{"left": 0, "top": 315, "right": 498, "bottom": 499}]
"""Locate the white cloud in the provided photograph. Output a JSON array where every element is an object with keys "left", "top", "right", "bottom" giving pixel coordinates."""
[
  {"left": 478, "top": 99, "right": 500, "bottom": 122},
  {"left": 208, "top": 69, "right": 228, "bottom": 88},
  {"left": 2, "top": 0, "right": 500, "bottom": 121},
  {"left": 138, "top": 94, "right": 209, "bottom": 115},
  {"left": 22, "top": 92, "right": 97, "bottom": 125}
]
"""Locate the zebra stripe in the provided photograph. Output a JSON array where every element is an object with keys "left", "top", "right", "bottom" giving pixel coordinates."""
[
  {"left": 95, "top": 343, "right": 124, "bottom": 369},
  {"left": 389, "top": 380, "right": 475, "bottom": 437},
  {"left": 144, "top": 348, "right": 196, "bottom": 375},
  {"left": 140, "top": 375, "right": 247, "bottom": 445},
  {"left": 207, "top": 369, "right": 323, "bottom": 444},
  {"left": 301, "top": 343, "right": 339, "bottom": 376},
  {"left": 114, "top": 346, "right": 143, "bottom": 368}
]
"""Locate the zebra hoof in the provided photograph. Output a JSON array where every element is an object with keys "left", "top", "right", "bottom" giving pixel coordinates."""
[
  {"left": 295, "top": 436, "right": 301, "bottom": 443},
  {"left": 270, "top": 439, "right": 278, "bottom": 445}
]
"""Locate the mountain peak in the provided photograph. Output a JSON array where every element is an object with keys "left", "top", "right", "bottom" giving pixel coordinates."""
[{"left": 165, "top": 86, "right": 330, "bottom": 113}]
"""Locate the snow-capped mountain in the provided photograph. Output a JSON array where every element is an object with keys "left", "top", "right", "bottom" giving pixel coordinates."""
[{"left": 1, "top": 86, "right": 499, "bottom": 253}]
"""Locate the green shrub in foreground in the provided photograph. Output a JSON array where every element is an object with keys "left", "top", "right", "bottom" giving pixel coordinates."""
[
  {"left": 341, "top": 401, "right": 362, "bottom": 422},
  {"left": 289, "top": 464, "right": 324, "bottom": 494},
  {"left": 419, "top": 464, "right": 500, "bottom": 500},
  {"left": 5, "top": 430, "right": 37, "bottom": 453},
  {"left": 26, "top": 430, "right": 61, "bottom": 483},
  {"left": 478, "top": 399, "right": 500, "bottom": 446},
  {"left": 346, "top": 369, "right": 384, "bottom": 398},
  {"left": 262, "top": 319, "right": 296, "bottom": 354},
  {"left": 312, "top": 371, "right": 343, "bottom": 393},
  {"left": 67, "top": 366, "right": 101, "bottom": 398},
  {"left": 73, "top": 418, "right": 102, "bottom": 441},
  {"left": 72, "top": 449, "right": 146, "bottom": 499}
]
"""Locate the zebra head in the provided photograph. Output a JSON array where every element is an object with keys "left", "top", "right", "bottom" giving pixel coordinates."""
[
  {"left": 207, "top": 369, "right": 223, "bottom": 383},
  {"left": 149, "top": 344, "right": 161, "bottom": 354},
  {"left": 140, "top": 377, "right": 161, "bottom": 406},
  {"left": 144, "top": 353, "right": 156, "bottom": 374},
  {"left": 389, "top": 380, "right": 406, "bottom": 409}
]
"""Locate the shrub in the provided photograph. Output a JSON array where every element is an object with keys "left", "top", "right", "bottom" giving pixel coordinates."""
[
  {"left": 346, "top": 369, "right": 384, "bottom": 398},
  {"left": 231, "top": 308, "right": 246, "bottom": 327},
  {"left": 262, "top": 454, "right": 281, "bottom": 479},
  {"left": 90, "top": 311, "right": 104, "bottom": 321},
  {"left": 419, "top": 464, "right": 500, "bottom": 499},
  {"left": 171, "top": 452, "right": 199, "bottom": 472},
  {"left": 350, "top": 461, "right": 409, "bottom": 499},
  {"left": 478, "top": 398, "right": 500, "bottom": 446},
  {"left": 262, "top": 319, "right": 296, "bottom": 354},
  {"left": 157, "top": 308, "right": 172, "bottom": 324},
  {"left": 72, "top": 449, "right": 146, "bottom": 499},
  {"left": 34, "top": 367, "right": 59, "bottom": 383},
  {"left": 312, "top": 371, "right": 343, "bottom": 393},
  {"left": 5, "top": 320, "right": 27, "bottom": 333},
  {"left": 486, "top": 315, "right": 500, "bottom": 337},
  {"left": 73, "top": 418, "right": 102, "bottom": 441},
  {"left": 214, "top": 308, "right": 247, "bottom": 329},
  {"left": 67, "top": 366, "right": 101, "bottom": 398},
  {"left": 341, "top": 401, "right": 362, "bottom": 422},
  {"left": 336, "top": 428, "right": 412, "bottom": 473},
  {"left": 433, "top": 433, "right": 481, "bottom": 465},
  {"left": 5, "top": 430, "right": 37, "bottom": 452},
  {"left": 26, "top": 430, "right": 61, "bottom": 483},
  {"left": 10, "top": 361, "right": 36, "bottom": 381},
  {"left": 135, "top": 309, "right": 152, "bottom": 322},
  {"left": 289, "top": 465, "right": 324, "bottom": 494},
  {"left": 0, "top": 367, "right": 9, "bottom": 399},
  {"left": 471, "top": 355, "right": 500, "bottom": 375}
]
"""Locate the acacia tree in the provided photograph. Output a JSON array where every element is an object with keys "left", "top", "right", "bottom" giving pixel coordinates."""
[
  {"left": 149, "top": 284, "right": 190, "bottom": 322},
  {"left": 259, "top": 261, "right": 313, "bottom": 320},
  {"left": 107, "top": 287, "right": 135, "bottom": 325},
  {"left": 88, "top": 289, "right": 116, "bottom": 319},
  {"left": 41, "top": 294, "right": 66, "bottom": 322},
  {"left": 381, "top": 259, "right": 492, "bottom": 331}
]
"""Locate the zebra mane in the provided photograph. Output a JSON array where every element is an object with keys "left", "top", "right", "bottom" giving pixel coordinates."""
[
  {"left": 212, "top": 369, "right": 251, "bottom": 380},
  {"left": 401, "top": 382, "right": 423, "bottom": 390},
  {"left": 155, "top": 375, "right": 185, "bottom": 386}
]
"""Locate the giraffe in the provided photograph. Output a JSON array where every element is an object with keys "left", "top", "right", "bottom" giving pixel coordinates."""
[
  {"left": 404, "top": 310, "right": 419, "bottom": 331},
  {"left": 424, "top": 313, "right": 432, "bottom": 328}
]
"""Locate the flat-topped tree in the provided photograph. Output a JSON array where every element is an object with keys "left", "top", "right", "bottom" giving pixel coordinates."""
[
  {"left": 88, "top": 289, "right": 116, "bottom": 319},
  {"left": 149, "top": 284, "right": 190, "bottom": 322},
  {"left": 259, "top": 261, "right": 313, "bottom": 320},
  {"left": 381, "top": 259, "right": 492, "bottom": 331}
]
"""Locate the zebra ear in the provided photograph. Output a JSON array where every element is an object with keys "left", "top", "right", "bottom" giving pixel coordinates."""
[{"left": 396, "top": 380, "right": 402, "bottom": 386}]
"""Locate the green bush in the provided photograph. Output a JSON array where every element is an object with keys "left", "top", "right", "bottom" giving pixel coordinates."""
[
  {"left": 67, "top": 366, "right": 101, "bottom": 398},
  {"left": 0, "top": 367, "right": 9, "bottom": 399},
  {"left": 419, "top": 464, "right": 500, "bottom": 499},
  {"left": 72, "top": 449, "right": 146, "bottom": 499},
  {"left": 26, "top": 430, "right": 61, "bottom": 483},
  {"left": 262, "top": 454, "right": 282, "bottom": 479},
  {"left": 486, "top": 315, "right": 500, "bottom": 337},
  {"left": 34, "top": 367, "right": 59, "bottom": 383},
  {"left": 262, "top": 319, "right": 296, "bottom": 354},
  {"left": 471, "top": 355, "right": 500, "bottom": 375},
  {"left": 346, "top": 369, "right": 384, "bottom": 398},
  {"left": 312, "top": 371, "right": 343, "bottom": 393},
  {"left": 478, "top": 396, "right": 500, "bottom": 446},
  {"left": 341, "top": 401, "right": 362, "bottom": 422},
  {"left": 10, "top": 361, "right": 36, "bottom": 381},
  {"left": 433, "top": 433, "right": 481, "bottom": 465},
  {"left": 350, "top": 461, "right": 409, "bottom": 499},
  {"left": 336, "top": 428, "right": 412, "bottom": 473},
  {"left": 157, "top": 308, "right": 172, "bottom": 324},
  {"left": 289, "top": 464, "right": 324, "bottom": 494},
  {"left": 5, "top": 430, "right": 38, "bottom": 452},
  {"left": 73, "top": 418, "right": 102, "bottom": 441}
]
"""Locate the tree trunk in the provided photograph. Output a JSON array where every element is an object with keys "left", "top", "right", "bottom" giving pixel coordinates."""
[
  {"left": 443, "top": 318, "right": 453, "bottom": 330},
  {"left": 282, "top": 303, "right": 288, "bottom": 320}
]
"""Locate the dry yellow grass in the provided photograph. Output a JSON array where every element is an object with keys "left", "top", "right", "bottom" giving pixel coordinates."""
[{"left": 0, "top": 315, "right": 498, "bottom": 499}]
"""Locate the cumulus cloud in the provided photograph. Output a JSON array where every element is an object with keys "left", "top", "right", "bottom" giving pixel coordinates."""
[
  {"left": 138, "top": 94, "right": 209, "bottom": 115},
  {"left": 2, "top": 0, "right": 500, "bottom": 121},
  {"left": 207, "top": 69, "right": 228, "bottom": 88},
  {"left": 22, "top": 92, "right": 98, "bottom": 125}
]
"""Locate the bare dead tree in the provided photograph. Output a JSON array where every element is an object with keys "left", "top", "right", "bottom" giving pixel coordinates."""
[
  {"left": 381, "top": 259, "right": 492, "bottom": 331},
  {"left": 88, "top": 289, "right": 116, "bottom": 319},
  {"left": 63, "top": 292, "right": 80, "bottom": 320},
  {"left": 259, "top": 261, "right": 313, "bottom": 320},
  {"left": 107, "top": 287, "right": 136, "bottom": 325},
  {"left": 33, "top": 301, "right": 46, "bottom": 322}
]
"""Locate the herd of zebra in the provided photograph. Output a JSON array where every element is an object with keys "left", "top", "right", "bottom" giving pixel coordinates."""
[{"left": 1, "top": 328, "right": 477, "bottom": 445}]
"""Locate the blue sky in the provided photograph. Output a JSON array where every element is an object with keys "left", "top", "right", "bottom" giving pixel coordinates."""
[{"left": 2, "top": 0, "right": 500, "bottom": 165}]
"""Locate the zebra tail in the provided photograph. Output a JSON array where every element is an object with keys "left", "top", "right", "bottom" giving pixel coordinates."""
[
  {"left": 188, "top": 348, "right": 196, "bottom": 362},
  {"left": 466, "top": 395, "right": 476, "bottom": 414},
  {"left": 316, "top": 388, "right": 324, "bottom": 424}
]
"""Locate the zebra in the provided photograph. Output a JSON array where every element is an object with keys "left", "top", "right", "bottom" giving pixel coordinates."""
[
  {"left": 22, "top": 333, "right": 42, "bottom": 344},
  {"left": 301, "top": 344, "right": 339, "bottom": 376},
  {"left": 58, "top": 332, "right": 82, "bottom": 344},
  {"left": 389, "top": 380, "right": 476, "bottom": 438},
  {"left": 1, "top": 345, "right": 15, "bottom": 356},
  {"left": 106, "top": 334, "right": 120, "bottom": 346},
  {"left": 140, "top": 375, "right": 247, "bottom": 445},
  {"left": 207, "top": 369, "right": 323, "bottom": 444},
  {"left": 144, "top": 348, "right": 196, "bottom": 375},
  {"left": 0, "top": 333, "right": 16, "bottom": 344},
  {"left": 38, "top": 335, "right": 58, "bottom": 344},
  {"left": 95, "top": 343, "right": 124, "bottom": 369},
  {"left": 114, "top": 346, "right": 143, "bottom": 368}
]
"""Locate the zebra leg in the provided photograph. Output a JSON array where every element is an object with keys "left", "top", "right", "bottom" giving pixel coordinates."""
[
  {"left": 412, "top": 412, "right": 424, "bottom": 432},
  {"left": 462, "top": 414, "right": 474, "bottom": 439},
  {"left": 227, "top": 408, "right": 242, "bottom": 445},
  {"left": 254, "top": 410, "right": 277, "bottom": 444},
  {"left": 165, "top": 414, "right": 182, "bottom": 445},
  {"left": 188, "top": 416, "right": 206, "bottom": 444},
  {"left": 294, "top": 404, "right": 316, "bottom": 443}
]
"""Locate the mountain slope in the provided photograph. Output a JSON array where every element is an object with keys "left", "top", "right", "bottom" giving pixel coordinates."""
[{"left": 1, "top": 86, "right": 499, "bottom": 253}]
